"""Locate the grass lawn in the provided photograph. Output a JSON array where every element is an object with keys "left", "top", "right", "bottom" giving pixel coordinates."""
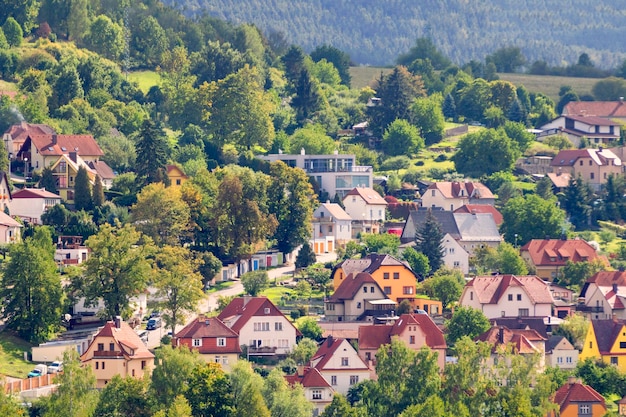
[
  {"left": 0, "top": 331, "right": 34, "bottom": 378},
  {"left": 498, "top": 73, "right": 597, "bottom": 103},
  {"left": 127, "top": 70, "right": 161, "bottom": 93},
  {"left": 261, "top": 286, "right": 294, "bottom": 304},
  {"left": 206, "top": 280, "right": 235, "bottom": 294},
  {"left": 349, "top": 66, "right": 392, "bottom": 90}
]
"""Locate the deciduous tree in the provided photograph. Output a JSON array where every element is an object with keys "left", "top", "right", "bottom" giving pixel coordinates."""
[
  {"left": 241, "top": 270, "right": 269, "bottom": 296},
  {"left": 185, "top": 363, "right": 235, "bottom": 417},
  {"left": 382, "top": 119, "right": 423, "bottom": 156},
  {"left": 500, "top": 194, "right": 566, "bottom": 247},
  {"left": 445, "top": 307, "right": 491, "bottom": 346},
  {"left": 411, "top": 95, "right": 445, "bottom": 145},
  {"left": 401, "top": 247, "right": 429, "bottom": 277},
  {"left": 230, "top": 361, "right": 270, "bottom": 417},
  {"left": 452, "top": 128, "right": 520, "bottom": 177},
  {"left": 151, "top": 345, "right": 205, "bottom": 407}
]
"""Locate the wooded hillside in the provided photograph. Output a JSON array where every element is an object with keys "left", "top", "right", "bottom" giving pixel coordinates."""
[{"left": 164, "top": 0, "right": 626, "bottom": 67}]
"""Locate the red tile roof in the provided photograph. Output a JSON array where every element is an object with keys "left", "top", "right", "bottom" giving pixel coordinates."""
[
  {"left": 333, "top": 253, "right": 416, "bottom": 280},
  {"left": 551, "top": 148, "right": 622, "bottom": 167},
  {"left": 586, "top": 270, "right": 626, "bottom": 287},
  {"left": 358, "top": 313, "right": 446, "bottom": 350},
  {"left": 564, "top": 101, "right": 626, "bottom": 118},
  {"left": 88, "top": 160, "right": 116, "bottom": 180},
  {"left": 454, "top": 204, "right": 503, "bottom": 225},
  {"left": 520, "top": 238, "right": 606, "bottom": 268},
  {"left": 311, "top": 337, "right": 369, "bottom": 371},
  {"left": 285, "top": 367, "right": 332, "bottom": 389},
  {"left": 465, "top": 275, "right": 554, "bottom": 305},
  {"left": 476, "top": 325, "right": 546, "bottom": 354},
  {"left": 553, "top": 380, "right": 605, "bottom": 413},
  {"left": 21, "top": 134, "right": 104, "bottom": 157},
  {"left": 174, "top": 315, "right": 241, "bottom": 354},
  {"left": 427, "top": 181, "right": 494, "bottom": 200},
  {"left": 565, "top": 114, "right": 621, "bottom": 126},
  {"left": 217, "top": 296, "right": 302, "bottom": 336},
  {"left": 11, "top": 188, "right": 61, "bottom": 199},
  {"left": 82, "top": 320, "right": 154, "bottom": 361},
  {"left": 328, "top": 272, "right": 383, "bottom": 302},
  {"left": 344, "top": 187, "right": 387, "bottom": 205},
  {"left": 4, "top": 122, "right": 55, "bottom": 149}
]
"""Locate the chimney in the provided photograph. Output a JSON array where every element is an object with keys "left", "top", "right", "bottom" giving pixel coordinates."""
[
  {"left": 568, "top": 376, "right": 578, "bottom": 385},
  {"left": 114, "top": 316, "right": 122, "bottom": 329},
  {"left": 327, "top": 335, "right": 334, "bottom": 347},
  {"left": 51, "top": 134, "right": 57, "bottom": 144},
  {"left": 69, "top": 151, "right": 78, "bottom": 163},
  {"left": 297, "top": 365, "right": 305, "bottom": 377},
  {"left": 243, "top": 295, "right": 251, "bottom": 306},
  {"left": 614, "top": 283, "right": 619, "bottom": 294}
]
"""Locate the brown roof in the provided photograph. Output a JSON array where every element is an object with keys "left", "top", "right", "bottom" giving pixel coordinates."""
[
  {"left": 465, "top": 275, "right": 554, "bottom": 305},
  {"left": 285, "top": 367, "right": 332, "bottom": 389},
  {"left": 551, "top": 148, "right": 622, "bottom": 167},
  {"left": 88, "top": 160, "right": 116, "bottom": 180},
  {"left": 82, "top": 320, "right": 154, "bottom": 361},
  {"left": 454, "top": 204, "right": 503, "bottom": 225},
  {"left": 564, "top": 101, "right": 626, "bottom": 118},
  {"left": 174, "top": 315, "right": 240, "bottom": 354},
  {"left": 565, "top": 114, "right": 621, "bottom": 126},
  {"left": 580, "top": 271, "right": 626, "bottom": 299},
  {"left": 520, "top": 238, "right": 605, "bottom": 268},
  {"left": 476, "top": 325, "right": 546, "bottom": 354},
  {"left": 0, "top": 211, "right": 21, "bottom": 227},
  {"left": 328, "top": 272, "right": 384, "bottom": 302},
  {"left": 11, "top": 188, "right": 61, "bottom": 199},
  {"left": 547, "top": 172, "right": 572, "bottom": 188},
  {"left": 553, "top": 380, "right": 605, "bottom": 413},
  {"left": 318, "top": 321, "right": 369, "bottom": 340},
  {"left": 344, "top": 187, "right": 387, "bottom": 205},
  {"left": 358, "top": 313, "right": 446, "bottom": 350},
  {"left": 427, "top": 181, "right": 494, "bottom": 200},
  {"left": 490, "top": 317, "right": 551, "bottom": 339},
  {"left": 217, "top": 296, "right": 301, "bottom": 336},
  {"left": 333, "top": 253, "right": 416, "bottom": 279},
  {"left": 166, "top": 164, "right": 188, "bottom": 177},
  {"left": 4, "top": 122, "right": 55, "bottom": 147},
  {"left": 21, "top": 134, "right": 104, "bottom": 157},
  {"left": 588, "top": 320, "right": 626, "bottom": 354},
  {"left": 311, "top": 337, "right": 369, "bottom": 371}
]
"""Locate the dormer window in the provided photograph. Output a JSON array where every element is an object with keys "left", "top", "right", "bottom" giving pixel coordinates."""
[
  {"left": 264, "top": 308, "right": 270, "bottom": 314},
  {"left": 550, "top": 257, "right": 556, "bottom": 262}
]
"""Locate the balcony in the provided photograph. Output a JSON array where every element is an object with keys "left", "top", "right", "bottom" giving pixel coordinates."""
[
  {"left": 93, "top": 350, "right": 124, "bottom": 358},
  {"left": 576, "top": 305, "right": 604, "bottom": 313},
  {"left": 248, "top": 346, "right": 278, "bottom": 355}
]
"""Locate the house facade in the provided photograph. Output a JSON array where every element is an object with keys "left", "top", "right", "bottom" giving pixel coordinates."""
[
  {"left": 476, "top": 325, "right": 546, "bottom": 370},
  {"left": 550, "top": 148, "right": 623, "bottom": 191},
  {"left": 166, "top": 164, "right": 188, "bottom": 187},
  {"left": 310, "top": 336, "right": 370, "bottom": 395},
  {"left": 579, "top": 271, "right": 626, "bottom": 320},
  {"left": 55, "top": 235, "right": 89, "bottom": 266},
  {"left": 3, "top": 122, "right": 55, "bottom": 155},
  {"left": 459, "top": 275, "right": 554, "bottom": 319},
  {"left": 311, "top": 202, "right": 352, "bottom": 255},
  {"left": 285, "top": 367, "right": 334, "bottom": 417},
  {"left": 0, "top": 211, "right": 21, "bottom": 244},
  {"left": 539, "top": 115, "right": 621, "bottom": 147},
  {"left": 342, "top": 187, "right": 387, "bottom": 234},
  {"left": 80, "top": 317, "right": 154, "bottom": 388},
  {"left": 580, "top": 319, "right": 626, "bottom": 372},
  {"left": 545, "top": 335, "right": 579, "bottom": 370},
  {"left": 218, "top": 296, "right": 300, "bottom": 357},
  {"left": 324, "top": 272, "right": 395, "bottom": 322},
  {"left": 421, "top": 181, "right": 495, "bottom": 211},
  {"left": 8, "top": 188, "right": 62, "bottom": 224},
  {"left": 173, "top": 315, "right": 240, "bottom": 370},
  {"left": 331, "top": 253, "right": 419, "bottom": 304},
  {"left": 550, "top": 378, "right": 606, "bottom": 417}
]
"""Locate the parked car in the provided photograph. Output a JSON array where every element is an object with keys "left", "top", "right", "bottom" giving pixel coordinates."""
[
  {"left": 146, "top": 317, "right": 162, "bottom": 330},
  {"left": 28, "top": 364, "right": 47, "bottom": 378},
  {"left": 48, "top": 361, "right": 63, "bottom": 373}
]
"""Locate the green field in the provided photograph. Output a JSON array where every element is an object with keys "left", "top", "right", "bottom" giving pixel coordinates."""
[
  {"left": 127, "top": 70, "right": 161, "bottom": 93},
  {"left": 0, "top": 332, "right": 34, "bottom": 378},
  {"left": 350, "top": 66, "right": 392, "bottom": 89},
  {"left": 498, "top": 73, "right": 597, "bottom": 103}
]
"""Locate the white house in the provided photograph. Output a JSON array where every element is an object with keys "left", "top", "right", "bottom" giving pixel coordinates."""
[
  {"left": 421, "top": 181, "right": 495, "bottom": 211},
  {"left": 311, "top": 202, "right": 352, "bottom": 255},
  {"left": 9, "top": 188, "right": 62, "bottom": 224},
  {"left": 285, "top": 367, "right": 334, "bottom": 416},
  {"left": 324, "top": 272, "right": 394, "bottom": 322},
  {"left": 0, "top": 211, "right": 21, "bottom": 244},
  {"left": 310, "top": 336, "right": 370, "bottom": 395},
  {"left": 342, "top": 187, "right": 387, "bottom": 234},
  {"left": 55, "top": 235, "right": 89, "bottom": 266},
  {"left": 217, "top": 296, "right": 301, "bottom": 357},
  {"left": 545, "top": 335, "right": 579, "bottom": 370},
  {"left": 538, "top": 115, "right": 620, "bottom": 147},
  {"left": 579, "top": 271, "right": 626, "bottom": 320},
  {"left": 459, "top": 275, "right": 555, "bottom": 319}
]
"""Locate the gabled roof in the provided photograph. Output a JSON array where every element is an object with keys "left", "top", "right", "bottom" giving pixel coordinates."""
[
  {"left": 464, "top": 275, "right": 554, "bottom": 305},
  {"left": 328, "top": 272, "right": 384, "bottom": 302},
  {"left": 217, "top": 296, "right": 301, "bottom": 336},
  {"left": 315, "top": 203, "right": 351, "bottom": 221},
  {"left": 88, "top": 160, "right": 116, "bottom": 180},
  {"left": 520, "top": 238, "right": 605, "bottom": 268},
  {"left": 333, "top": 253, "right": 417, "bottom": 279},
  {"left": 547, "top": 172, "right": 572, "bottom": 188},
  {"left": 11, "top": 187, "right": 61, "bottom": 199},
  {"left": 20, "top": 134, "right": 104, "bottom": 157},
  {"left": 580, "top": 271, "right": 626, "bottom": 298},
  {"left": 403, "top": 208, "right": 460, "bottom": 240},
  {"left": 427, "top": 181, "right": 495, "bottom": 200},
  {"left": 490, "top": 317, "right": 551, "bottom": 339},
  {"left": 564, "top": 114, "right": 621, "bottom": 126},
  {"left": 564, "top": 100, "right": 626, "bottom": 118},
  {"left": 546, "top": 335, "right": 575, "bottom": 352},
  {"left": 0, "top": 211, "right": 21, "bottom": 227},
  {"left": 174, "top": 315, "right": 241, "bottom": 354},
  {"left": 588, "top": 320, "right": 626, "bottom": 354},
  {"left": 4, "top": 122, "right": 55, "bottom": 143},
  {"left": 453, "top": 213, "right": 501, "bottom": 241},
  {"left": 81, "top": 320, "right": 154, "bottom": 361},
  {"left": 553, "top": 380, "right": 605, "bottom": 412},
  {"left": 310, "top": 337, "right": 368, "bottom": 371},
  {"left": 343, "top": 187, "right": 387, "bottom": 205},
  {"left": 551, "top": 148, "right": 622, "bottom": 167},
  {"left": 285, "top": 367, "right": 332, "bottom": 389},
  {"left": 166, "top": 164, "right": 188, "bottom": 177},
  {"left": 454, "top": 204, "right": 503, "bottom": 225},
  {"left": 358, "top": 313, "right": 446, "bottom": 350},
  {"left": 599, "top": 287, "right": 626, "bottom": 310},
  {"left": 476, "top": 325, "right": 546, "bottom": 354}
]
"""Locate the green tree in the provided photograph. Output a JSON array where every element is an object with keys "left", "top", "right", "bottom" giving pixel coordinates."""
[
  {"left": 555, "top": 313, "right": 589, "bottom": 350},
  {"left": 295, "top": 242, "right": 316, "bottom": 269},
  {"left": 185, "top": 363, "right": 235, "bottom": 417},
  {"left": 263, "top": 368, "right": 313, "bottom": 417},
  {"left": 445, "top": 307, "right": 491, "bottom": 346},
  {"left": 415, "top": 209, "right": 444, "bottom": 274},
  {"left": 0, "top": 0, "right": 39, "bottom": 33},
  {"left": 51, "top": 63, "right": 84, "bottom": 110},
  {"left": 296, "top": 317, "right": 323, "bottom": 340},
  {"left": 132, "top": 16, "right": 169, "bottom": 67},
  {"left": 0, "top": 383, "right": 26, "bottom": 415},
  {"left": 84, "top": 15, "right": 125, "bottom": 61},
  {"left": 361, "top": 233, "right": 400, "bottom": 255},
  {"left": 456, "top": 78, "right": 492, "bottom": 123},
  {"left": 65, "top": 0, "right": 89, "bottom": 41},
  {"left": 535, "top": 176, "right": 555, "bottom": 200},
  {"left": 241, "top": 270, "right": 269, "bottom": 296},
  {"left": 74, "top": 166, "right": 93, "bottom": 211},
  {"left": 557, "top": 87, "right": 579, "bottom": 115},
  {"left": 153, "top": 246, "right": 205, "bottom": 336},
  {"left": 0, "top": 227, "right": 62, "bottom": 343},
  {"left": 401, "top": 247, "right": 430, "bottom": 276},
  {"left": 135, "top": 119, "right": 170, "bottom": 187},
  {"left": 497, "top": 242, "right": 529, "bottom": 275},
  {"left": 294, "top": 279, "right": 312, "bottom": 299},
  {"left": 486, "top": 46, "right": 526, "bottom": 73},
  {"left": 0, "top": 28, "right": 8, "bottom": 50},
  {"left": 427, "top": 274, "right": 463, "bottom": 310},
  {"left": 291, "top": 67, "right": 323, "bottom": 125},
  {"left": 558, "top": 259, "right": 605, "bottom": 288},
  {"left": 560, "top": 175, "right": 592, "bottom": 230},
  {"left": 382, "top": 119, "right": 424, "bottom": 156},
  {"left": 411, "top": 95, "right": 445, "bottom": 145},
  {"left": 290, "top": 337, "right": 319, "bottom": 365},
  {"left": 500, "top": 194, "right": 566, "bottom": 247},
  {"left": 442, "top": 93, "right": 457, "bottom": 121},
  {"left": 320, "top": 394, "right": 359, "bottom": 417},
  {"left": 269, "top": 161, "right": 317, "bottom": 255},
  {"left": 230, "top": 360, "right": 271, "bottom": 417},
  {"left": 452, "top": 129, "right": 520, "bottom": 177},
  {"left": 310, "top": 44, "right": 352, "bottom": 86},
  {"left": 93, "top": 175, "right": 105, "bottom": 208},
  {"left": 151, "top": 345, "right": 205, "bottom": 408},
  {"left": 81, "top": 223, "right": 153, "bottom": 319},
  {"left": 94, "top": 375, "right": 150, "bottom": 417},
  {"left": 503, "top": 121, "right": 534, "bottom": 152},
  {"left": 397, "top": 38, "right": 451, "bottom": 70},
  {"left": 2, "top": 17, "right": 22, "bottom": 47}
]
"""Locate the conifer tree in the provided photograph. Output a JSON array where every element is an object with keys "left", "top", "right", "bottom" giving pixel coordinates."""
[
  {"left": 135, "top": 118, "right": 170, "bottom": 187},
  {"left": 93, "top": 175, "right": 105, "bottom": 207},
  {"left": 39, "top": 167, "right": 57, "bottom": 194},
  {"left": 415, "top": 209, "right": 445, "bottom": 274},
  {"left": 74, "top": 166, "right": 93, "bottom": 211}
]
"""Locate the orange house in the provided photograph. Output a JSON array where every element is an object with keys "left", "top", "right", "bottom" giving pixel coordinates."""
[
  {"left": 550, "top": 378, "right": 606, "bottom": 417},
  {"left": 331, "top": 253, "right": 419, "bottom": 304}
]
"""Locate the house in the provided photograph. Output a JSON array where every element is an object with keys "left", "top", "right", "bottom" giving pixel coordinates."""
[
  {"left": 87, "top": 160, "right": 116, "bottom": 189},
  {"left": 47, "top": 153, "right": 99, "bottom": 204},
  {"left": 285, "top": 367, "right": 334, "bottom": 416},
  {"left": 421, "top": 181, "right": 495, "bottom": 211},
  {"left": 550, "top": 283, "right": 577, "bottom": 318},
  {"left": 489, "top": 316, "right": 555, "bottom": 339},
  {"left": 0, "top": 171, "right": 11, "bottom": 213},
  {"left": 546, "top": 171, "right": 573, "bottom": 193},
  {"left": 54, "top": 235, "right": 89, "bottom": 266},
  {"left": 538, "top": 115, "right": 620, "bottom": 148},
  {"left": 400, "top": 231, "right": 470, "bottom": 274},
  {"left": 166, "top": 164, "right": 188, "bottom": 187},
  {"left": 563, "top": 100, "right": 626, "bottom": 122},
  {"left": 324, "top": 272, "right": 395, "bottom": 322},
  {"left": 454, "top": 204, "right": 503, "bottom": 226},
  {"left": 259, "top": 151, "right": 373, "bottom": 199},
  {"left": 331, "top": 253, "right": 419, "bottom": 304},
  {"left": 580, "top": 319, "right": 626, "bottom": 371},
  {"left": 545, "top": 335, "right": 579, "bottom": 369},
  {"left": 342, "top": 187, "right": 388, "bottom": 235},
  {"left": 3, "top": 121, "right": 55, "bottom": 155},
  {"left": 173, "top": 315, "right": 240, "bottom": 370},
  {"left": 80, "top": 317, "right": 154, "bottom": 388},
  {"left": 217, "top": 296, "right": 301, "bottom": 357},
  {"left": 550, "top": 148, "right": 623, "bottom": 191},
  {"left": 8, "top": 187, "right": 62, "bottom": 224},
  {"left": 0, "top": 211, "right": 21, "bottom": 244},
  {"left": 578, "top": 271, "right": 626, "bottom": 320},
  {"left": 550, "top": 377, "right": 606, "bottom": 417},
  {"left": 358, "top": 313, "right": 447, "bottom": 370},
  {"left": 309, "top": 336, "right": 370, "bottom": 395},
  {"left": 475, "top": 325, "right": 546, "bottom": 370},
  {"left": 459, "top": 275, "right": 555, "bottom": 319},
  {"left": 520, "top": 238, "right": 608, "bottom": 281},
  {"left": 311, "top": 202, "right": 352, "bottom": 255},
  {"left": 18, "top": 133, "right": 104, "bottom": 172}
]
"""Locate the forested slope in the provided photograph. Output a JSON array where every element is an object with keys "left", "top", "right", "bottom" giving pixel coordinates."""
[{"left": 165, "top": 0, "right": 626, "bottom": 67}]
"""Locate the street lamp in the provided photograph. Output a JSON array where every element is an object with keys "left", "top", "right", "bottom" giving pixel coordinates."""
[
  {"left": 23, "top": 157, "right": 28, "bottom": 180},
  {"left": 514, "top": 233, "right": 519, "bottom": 248}
]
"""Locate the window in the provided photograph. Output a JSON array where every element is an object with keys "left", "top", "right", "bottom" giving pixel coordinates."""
[
  {"left": 326, "top": 303, "right": 335, "bottom": 311},
  {"left": 312, "top": 390, "right": 322, "bottom": 400},
  {"left": 215, "top": 356, "right": 221, "bottom": 363},
  {"left": 470, "top": 292, "right": 473, "bottom": 301},
  {"left": 590, "top": 172, "right": 595, "bottom": 180},
  {"left": 403, "top": 286, "right": 414, "bottom": 295},
  {"left": 431, "top": 190, "right": 436, "bottom": 196},
  {"left": 110, "top": 343, "right": 115, "bottom": 351},
  {"left": 254, "top": 322, "right": 270, "bottom": 331},
  {"left": 517, "top": 294, "right": 522, "bottom": 301},
  {"left": 264, "top": 308, "right": 270, "bottom": 314},
  {"left": 589, "top": 160, "right": 592, "bottom": 166},
  {"left": 449, "top": 248, "right": 455, "bottom": 254},
  {"left": 409, "top": 335, "right": 415, "bottom": 344},
  {"left": 328, "top": 225, "right": 333, "bottom": 233},
  {"left": 97, "top": 343, "right": 104, "bottom": 351},
  {"left": 557, "top": 357, "right": 563, "bottom": 364},
  {"left": 275, "top": 322, "right": 283, "bottom": 331},
  {"left": 370, "top": 286, "right": 375, "bottom": 293},
  {"left": 350, "top": 375, "right": 359, "bottom": 385},
  {"left": 141, "top": 360, "right": 146, "bottom": 369},
  {"left": 222, "top": 356, "right": 228, "bottom": 364},
  {"left": 589, "top": 341, "right": 593, "bottom": 349},
  {"left": 102, "top": 362, "right": 105, "bottom": 369},
  {"left": 518, "top": 308, "right": 529, "bottom": 317},
  {"left": 193, "top": 339, "right": 202, "bottom": 347},
  {"left": 508, "top": 294, "right": 513, "bottom": 301},
  {"left": 611, "top": 357, "right": 618, "bottom": 365},
  {"left": 365, "top": 352, "right": 371, "bottom": 360},
  {"left": 363, "top": 287, "right": 367, "bottom": 293},
  {"left": 341, "top": 357, "right": 349, "bottom": 366},
  {"left": 621, "top": 342, "right": 626, "bottom": 349},
  {"left": 96, "top": 362, "right": 99, "bottom": 369},
  {"left": 357, "top": 302, "right": 362, "bottom": 309},
  {"left": 579, "top": 160, "right": 583, "bottom": 166},
  {"left": 132, "top": 369, "right": 135, "bottom": 377},
  {"left": 176, "top": 179, "right": 181, "bottom": 185},
  {"left": 393, "top": 272, "right": 399, "bottom": 279},
  {"left": 384, "top": 286, "right": 391, "bottom": 295},
  {"left": 566, "top": 357, "right": 573, "bottom": 363},
  {"left": 383, "top": 272, "right": 390, "bottom": 279},
  {"left": 453, "top": 261, "right": 460, "bottom": 268},
  {"left": 217, "top": 338, "right": 226, "bottom": 347},
  {"left": 331, "top": 376, "right": 337, "bottom": 385},
  {"left": 579, "top": 404, "right": 591, "bottom": 414}
]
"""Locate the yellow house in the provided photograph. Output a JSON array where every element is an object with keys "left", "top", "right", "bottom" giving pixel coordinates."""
[
  {"left": 331, "top": 253, "right": 419, "bottom": 304},
  {"left": 80, "top": 318, "right": 154, "bottom": 388},
  {"left": 580, "top": 319, "right": 626, "bottom": 372},
  {"left": 49, "top": 154, "right": 97, "bottom": 204},
  {"left": 166, "top": 165, "right": 188, "bottom": 187}
]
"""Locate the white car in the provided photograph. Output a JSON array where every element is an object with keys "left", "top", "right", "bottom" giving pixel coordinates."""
[{"left": 48, "top": 361, "right": 63, "bottom": 373}]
